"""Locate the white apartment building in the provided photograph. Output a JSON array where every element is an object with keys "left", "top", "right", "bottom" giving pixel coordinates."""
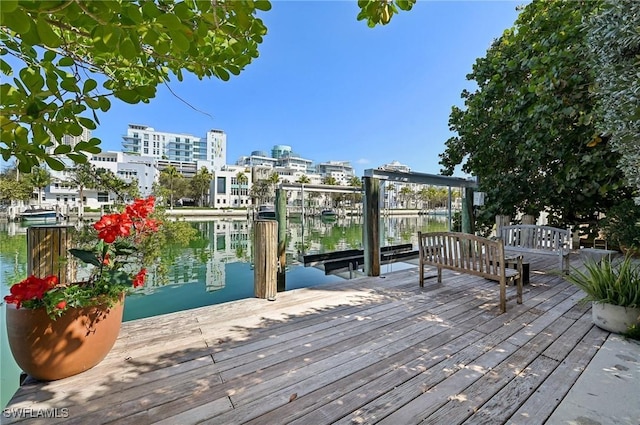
[
  {"left": 42, "top": 152, "right": 159, "bottom": 211},
  {"left": 122, "top": 124, "right": 226, "bottom": 172},
  {"left": 316, "top": 161, "right": 355, "bottom": 185},
  {"left": 212, "top": 165, "right": 252, "bottom": 209}
]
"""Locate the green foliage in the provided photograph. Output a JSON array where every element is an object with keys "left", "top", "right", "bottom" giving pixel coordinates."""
[
  {"left": 0, "top": 166, "right": 33, "bottom": 201},
  {"left": 440, "top": 0, "right": 630, "bottom": 228},
  {"left": 357, "top": 0, "right": 416, "bottom": 27},
  {"left": 602, "top": 199, "right": 640, "bottom": 249},
  {"left": 587, "top": 0, "right": 640, "bottom": 202},
  {"left": 565, "top": 255, "right": 640, "bottom": 307},
  {"left": 1, "top": 0, "right": 269, "bottom": 172}
]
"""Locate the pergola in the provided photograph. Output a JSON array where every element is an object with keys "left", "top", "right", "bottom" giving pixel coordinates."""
[{"left": 362, "top": 169, "right": 478, "bottom": 277}]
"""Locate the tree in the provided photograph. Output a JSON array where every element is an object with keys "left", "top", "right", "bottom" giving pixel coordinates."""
[
  {"left": 67, "top": 162, "right": 97, "bottom": 218},
  {"left": 159, "top": 166, "right": 181, "bottom": 209},
  {"left": 1, "top": 1, "right": 413, "bottom": 172},
  {"left": 587, "top": 0, "right": 640, "bottom": 203},
  {"left": 191, "top": 167, "right": 212, "bottom": 207},
  {"left": 234, "top": 171, "right": 248, "bottom": 207},
  {"left": 322, "top": 176, "right": 338, "bottom": 186},
  {"left": 439, "top": 0, "right": 629, "bottom": 228},
  {"left": 29, "top": 167, "right": 51, "bottom": 207},
  {"left": 0, "top": 166, "right": 32, "bottom": 202},
  {"left": 296, "top": 174, "right": 311, "bottom": 184},
  {"left": 249, "top": 180, "right": 271, "bottom": 205},
  {"left": 399, "top": 186, "right": 414, "bottom": 208}
]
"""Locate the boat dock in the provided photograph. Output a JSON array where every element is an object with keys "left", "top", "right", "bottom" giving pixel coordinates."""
[{"left": 3, "top": 254, "right": 639, "bottom": 424}]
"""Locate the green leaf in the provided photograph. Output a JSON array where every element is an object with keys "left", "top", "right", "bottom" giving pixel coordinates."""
[
  {"left": 254, "top": 1, "right": 272, "bottom": 11},
  {"left": 54, "top": 144, "right": 72, "bottom": 154},
  {"left": 44, "top": 156, "right": 65, "bottom": 171},
  {"left": 78, "top": 116, "right": 97, "bottom": 130},
  {"left": 67, "top": 153, "right": 89, "bottom": 163},
  {"left": 171, "top": 31, "right": 190, "bottom": 52},
  {"left": 82, "top": 79, "right": 97, "bottom": 94},
  {"left": 36, "top": 17, "right": 62, "bottom": 48},
  {"left": 119, "top": 37, "right": 137, "bottom": 60},
  {"left": 98, "top": 96, "right": 111, "bottom": 112},
  {"left": 1, "top": 0, "right": 18, "bottom": 12},
  {"left": 68, "top": 249, "right": 102, "bottom": 267},
  {"left": 4, "top": 9, "right": 31, "bottom": 34},
  {"left": 58, "top": 57, "right": 74, "bottom": 67},
  {"left": 157, "top": 13, "right": 182, "bottom": 30},
  {"left": 114, "top": 89, "right": 140, "bottom": 104}
]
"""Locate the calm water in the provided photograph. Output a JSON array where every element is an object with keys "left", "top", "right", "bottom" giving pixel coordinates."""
[{"left": 0, "top": 214, "right": 448, "bottom": 407}]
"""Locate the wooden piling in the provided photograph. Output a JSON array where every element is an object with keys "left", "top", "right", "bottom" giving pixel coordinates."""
[
  {"left": 363, "top": 177, "right": 380, "bottom": 277},
  {"left": 275, "top": 188, "right": 287, "bottom": 292},
  {"left": 27, "top": 225, "right": 76, "bottom": 285},
  {"left": 254, "top": 220, "right": 277, "bottom": 300}
]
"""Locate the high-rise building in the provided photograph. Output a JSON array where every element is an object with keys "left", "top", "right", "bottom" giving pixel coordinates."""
[{"left": 122, "top": 124, "right": 226, "bottom": 171}]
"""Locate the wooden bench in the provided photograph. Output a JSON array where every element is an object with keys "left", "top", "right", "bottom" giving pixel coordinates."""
[
  {"left": 418, "top": 231, "right": 522, "bottom": 314},
  {"left": 499, "top": 224, "right": 571, "bottom": 274}
]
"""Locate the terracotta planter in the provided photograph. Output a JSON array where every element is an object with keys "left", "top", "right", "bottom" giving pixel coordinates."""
[
  {"left": 591, "top": 301, "right": 640, "bottom": 334},
  {"left": 5, "top": 294, "right": 124, "bottom": 381}
]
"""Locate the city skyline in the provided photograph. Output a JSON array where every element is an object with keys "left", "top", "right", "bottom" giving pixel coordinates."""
[{"left": 90, "top": 1, "right": 524, "bottom": 177}]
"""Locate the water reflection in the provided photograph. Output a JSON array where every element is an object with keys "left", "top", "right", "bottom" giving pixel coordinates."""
[{"left": 1, "top": 215, "right": 449, "bottom": 298}]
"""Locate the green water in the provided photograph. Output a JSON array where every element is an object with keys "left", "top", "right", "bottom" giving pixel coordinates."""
[{"left": 0, "top": 215, "right": 447, "bottom": 407}]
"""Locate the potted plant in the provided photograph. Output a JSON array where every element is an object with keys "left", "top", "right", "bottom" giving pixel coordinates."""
[
  {"left": 565, "top": 255, "right": 640, "bottom": 336},
  {"left": 4, "top": 196, "right": 162, "bottom": 381}
]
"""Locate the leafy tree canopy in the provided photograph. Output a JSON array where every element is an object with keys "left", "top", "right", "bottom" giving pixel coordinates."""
[
  {"left": 587, "top": 0, "right": 640, "bottom": 203},
  {"left": 1, "top": 0, "right": 414, "bottom": 173},
  {"left": 439, "top": 0, "right": 630, "bottom": 227}
]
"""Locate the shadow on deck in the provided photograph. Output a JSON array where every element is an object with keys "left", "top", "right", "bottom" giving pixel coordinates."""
[{"left": 4, "top": 253, "right": 639, "bottom": 424}]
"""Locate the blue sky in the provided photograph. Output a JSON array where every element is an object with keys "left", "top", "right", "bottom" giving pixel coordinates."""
[{"left": 93, "top": 1, "right": 524, "bottom": 176}]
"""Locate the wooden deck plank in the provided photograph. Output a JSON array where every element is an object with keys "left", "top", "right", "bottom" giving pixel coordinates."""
[{"left": 4, "top": 253, "right": 634, "bottom": 425}]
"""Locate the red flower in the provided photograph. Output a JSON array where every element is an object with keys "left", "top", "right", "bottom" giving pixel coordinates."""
[
  {"left": 102, "top": 253, "right": 110, "bottom": 265},
  {"left": 94, "top": 213, "right": 133, "bottom": 243},
  {"left": 55, "top": 300, "right": 67, "bottom": 310},
  {"left": 133, "top": 268, "right": 147, "bottom": 288},
  {"left": 3, "top": 275, "right": 59, "bottom": 309},
  {"left": 126, "top": 196, "right": 155, "bottom": 220}
]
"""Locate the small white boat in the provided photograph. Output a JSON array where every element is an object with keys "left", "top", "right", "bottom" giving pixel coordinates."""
[
  {"left": 19, "top": 207, "right": 60, "bottom": 222},
  {"left": 256, "top": 204, "right": 276, "bottom": 220},
  {"left": 321, "top": 208, "right": 336, "bottom": 217}
]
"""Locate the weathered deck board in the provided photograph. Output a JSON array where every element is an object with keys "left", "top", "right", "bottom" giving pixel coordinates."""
[{"left": 3, "top": 253, "right": 633, "bottom": 424}]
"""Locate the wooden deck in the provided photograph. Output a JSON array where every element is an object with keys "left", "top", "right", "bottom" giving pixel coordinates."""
[{"left": 3, "top": 255, "right": 618, "bottom": 424}]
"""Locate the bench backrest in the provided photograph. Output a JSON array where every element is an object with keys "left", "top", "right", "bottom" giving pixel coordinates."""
[
  {"left": 418, "top": 231, "right": 506, "bottom": 278},
  {"left": 499, "top": 225, "right": 571, "bottom": 252}
]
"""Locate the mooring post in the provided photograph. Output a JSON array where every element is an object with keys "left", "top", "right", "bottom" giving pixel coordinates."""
[
  {"left": 254, "top": 220, "right": 277, "bottom": 300},
  {"left": 363, "top": 176, "right": 380, "bottom": 276},
  {"left": 275, "top": 188, "right": 287, "bottom": 292},
  {"left": 27, "top": 225, "right": 76, "bottom": 285},
  {"left": 461, "top": 186, "right": 475, "bottom": 234}
]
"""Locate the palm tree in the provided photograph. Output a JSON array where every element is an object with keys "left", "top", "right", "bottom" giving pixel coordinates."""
[
  {"left": 161, "top": 166, "right": 181, "bottom": 209},
  {"left": 235, "top": 171, "right": 248, "bottom": 207},
  {"left": 348, "top": 176, "right": 362, "bottom": 215},
  {"left": 29, "top": 167, "right": 51, "bottom": 207},
  {"left": 399, "top": 186, "right": 414, "bottom": 208},
  {"left": 322, "top": 176, "right": 338, "bottom": 185},
  {"left": 192, "top": 167, "right": 212, "bottom": 206},
  {"left": 386, "top": 183, "right": 396, "bottom": 209},
  {"left": 69, "top": 163, "right": 96, "bottom": 218},
  {"left": 296, "top": 174, "right": 311, "bottom": 184}
]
